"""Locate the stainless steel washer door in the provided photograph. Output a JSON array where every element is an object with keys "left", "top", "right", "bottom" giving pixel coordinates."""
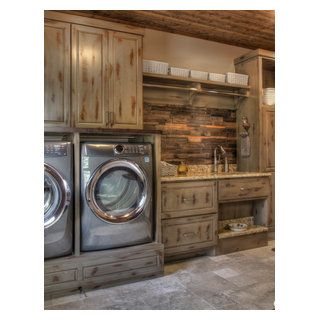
[
  {"left": 44, "top": 163, "right": 71, "bottom": 229},
  {"left": 86, "top": 159, "right": 150, "bottom": 223}
]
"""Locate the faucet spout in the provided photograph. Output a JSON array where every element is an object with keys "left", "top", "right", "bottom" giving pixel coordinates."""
[{"left": 214, "top": 145, "right": 229, "bottom": 173}]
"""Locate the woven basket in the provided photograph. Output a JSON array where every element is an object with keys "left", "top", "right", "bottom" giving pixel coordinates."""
[
  {"left": 226, "top": 72, "right": 249, "bottom": 85},
  {"left": 208, "top": 73, "right": 226, "bottom": 83},
  {"left": 143, "top": 60, "right": 169, "bottom": 74},
  {"left": 161, "top": 161, "right": 177, "bottom": 176}
]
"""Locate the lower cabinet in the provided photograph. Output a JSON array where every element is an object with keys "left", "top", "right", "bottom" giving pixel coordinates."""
[
  {"left": 161, "top": 180, "right": 218, "bottom": 260},
  {"left": 44, "top": 242, "right": 163, "bottom": 295},
  {"left": 162, "top": 214, "right": 218, "bottom": 258}
]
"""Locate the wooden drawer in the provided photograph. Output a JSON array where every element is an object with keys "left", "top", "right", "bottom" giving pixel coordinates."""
[
  {"left": 44, "top": 269, "right": 78, "bottom": 286},
  {"left": 161, "top": 180, "right": 218, "bottom": 219},
  {"left": 83, "top": 256, "right": 157, "bottom": 280},
  {"left": 162, "top": 214, "right": 217, "bottom": 250},
  {"left": 218, "top": 177, "right": 270, "bottom": 202}
]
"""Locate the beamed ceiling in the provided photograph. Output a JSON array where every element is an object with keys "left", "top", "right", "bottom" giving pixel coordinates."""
[{"left": 64, "top": 10, "right": 275, "bottom": 51}]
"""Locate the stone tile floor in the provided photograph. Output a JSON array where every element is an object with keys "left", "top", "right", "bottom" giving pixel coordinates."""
[{"left": 45, "top": 241, "right": 275, "bottom": 310}]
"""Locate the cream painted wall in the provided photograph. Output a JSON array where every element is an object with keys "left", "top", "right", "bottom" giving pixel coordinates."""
[{"left": 143, "top": 29, "right": 249, "bottom": 74}]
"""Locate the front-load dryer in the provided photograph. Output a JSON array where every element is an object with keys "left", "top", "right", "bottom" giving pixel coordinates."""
[
  {"left": 44, "top": 141, "right": 73, "bottom": 259},
  {"left": 80, "top": 142, "right": 153, "bottom": 252}
]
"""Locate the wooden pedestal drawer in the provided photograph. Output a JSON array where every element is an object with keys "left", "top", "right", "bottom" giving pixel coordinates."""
[
  {"left": 161, "top": 180, "right": 218, "bottom": 219},
  {"left": 162, "top": 214, "right": 218, "bottom": 256},
  {"left": 218, "top": 177, "right": 270, "bottom": 202}
]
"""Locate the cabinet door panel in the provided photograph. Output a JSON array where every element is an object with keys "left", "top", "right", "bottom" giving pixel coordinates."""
[
  {"left": 72, "top": 25, "right": 108, "bottom": 128},
  {"left": 262, "top": 107, "right": 275, "bottom": 171},
  {"left": 44, "top": 20, "right": 70, "bottom": 127},
  {"left": 110, "top": 32, "right": 142, "bottom": 129}
]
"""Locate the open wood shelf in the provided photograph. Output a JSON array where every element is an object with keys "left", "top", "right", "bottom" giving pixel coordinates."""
[
  {"left": 143, "top": 72, "right": 250, "bottom": 100},
  {"left": 144, "top": 72, "right": 250, "bottom": 90},
  {"left": 218, "top": 225, "right": 268, "bottom": 239}
]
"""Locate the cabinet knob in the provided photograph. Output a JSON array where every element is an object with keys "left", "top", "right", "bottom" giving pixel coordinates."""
[{"left": 240, "top": 187, "right": 245, "bottom": 191}]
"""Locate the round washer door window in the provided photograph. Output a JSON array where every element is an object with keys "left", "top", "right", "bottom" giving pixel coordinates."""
[
  {"left": 86, "top": 159, "right": 150, "bottom": 223},
  {"left": 44, "top": 164, "right": 71, "bottom": 228}
]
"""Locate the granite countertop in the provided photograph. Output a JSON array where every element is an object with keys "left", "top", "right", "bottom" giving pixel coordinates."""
[{"left": 161, "top": 172, "right": 272, "bottom": 182}]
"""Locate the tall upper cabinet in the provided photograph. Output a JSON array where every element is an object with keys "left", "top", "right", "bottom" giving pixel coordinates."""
[
  {"left": 234, "top": 49, "right": 275, "bottom": 232},
  {"left": 44, "top": 11, "right": 143, "bottom": 130},
  {"left": 44, "top": 20, "right": 71, "bottom": 127}
]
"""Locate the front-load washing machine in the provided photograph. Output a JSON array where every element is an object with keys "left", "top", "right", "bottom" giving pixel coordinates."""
[
  {"left": 44, "top": 141, "right": 73, "bottom": 259},
  {"left": 80, "top": 142, "right": 153, "bottom": 251}
]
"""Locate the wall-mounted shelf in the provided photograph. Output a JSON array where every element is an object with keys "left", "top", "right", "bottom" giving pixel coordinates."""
[{"left": 143, "top": 72, "right": 250, "bottom": 104}]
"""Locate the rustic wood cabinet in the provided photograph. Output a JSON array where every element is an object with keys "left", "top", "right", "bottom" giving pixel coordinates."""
[
  {"left": 44, "top": 12, "right": 143, "bottom": 130},
  {"left": 72, "top": 25, "right": 109, "bottom": 128},
  {"left": 72, "top": 26, "right": 143, "bottom": 129},
  {"left": 110, "top": 32, "right": 143, "bottom": 129},
  {"left": 217, "top": 175, "right": 271, "bottom": 254},
  {"left": 161, "top": 180, "right": 218, "bottom": 260},
  {"left": 44, "top": 20, "right": 71, "bottom": 127},
  {"left": 235, "top": 49, "right": 275, "bottom": 233}
]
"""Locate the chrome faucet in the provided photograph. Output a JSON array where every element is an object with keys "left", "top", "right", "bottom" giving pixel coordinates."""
[{"left": 214, "top": 145, "right": 229, "bottom": 173}]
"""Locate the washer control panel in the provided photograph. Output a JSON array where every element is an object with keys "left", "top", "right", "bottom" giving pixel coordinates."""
[
  {"left": 113, "top": 144, "right": 151, "bottom": 155},
  {"left": 44, "top": 143, "right": 68, "bottom": 157}
]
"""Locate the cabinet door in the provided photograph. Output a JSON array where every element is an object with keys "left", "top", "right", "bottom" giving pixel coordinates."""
[
  {"left": 109, "top": 32, "right": 143, "bottom": 129},
  {"left": 72, "top": 25, "right": 109, "bottom": 128},
  {"left": 261, "top": 107, "right": 275, "bottom": 171},
  {"left": 44, "top": 20, "right": 70, "bottom": 127}
]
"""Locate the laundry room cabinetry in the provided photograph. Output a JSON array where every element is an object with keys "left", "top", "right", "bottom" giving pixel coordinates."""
[
  {"left": 234, "top": 49, "right": 275, "bottom": 233},
  {"left": 72, "top": 25, "right": 143, "bottom": 129},
  {"left": 217, "top": 175, "right": 271, "bottom": 254},
  {"left": 44, "top": 20, "right": 71, "bottom": 127},
  {"left": 44, "top": 11, "right": 143, "bottom": 130},
  {"left": 161, "top": 180, "right": 218, "bottom": 260}
]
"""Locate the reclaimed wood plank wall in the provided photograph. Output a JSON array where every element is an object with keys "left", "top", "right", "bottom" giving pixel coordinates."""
[{"left": 143, "top": 103, "right": 236, "bottom": 165}]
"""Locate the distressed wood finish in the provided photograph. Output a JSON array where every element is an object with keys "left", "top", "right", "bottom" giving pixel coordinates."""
[
  {"left": 162, "top": 214, "right": 218, "bottom": 256},
  {"left": 217, "top": 231, "right": 268, "bottom": 255},
  {"left": 110, "top": 32, "right": 143, "bottom": 129},
  {"left": 269, "top": 172, "right": 275, "bottom": 232},
  {"left": 161, "top": 179, "right": 218, "bottom": 260},
  {"left": 217, "top": 175, "right": 271, "bottom": 255},
  {"left": 44, "top": 20, "right": 70, "bottom": 127},
  {"left": 161, "top": 180, "right": 218, "bottom": 218},
  {"left": 218, "top": 176, "right": 270, "bottom": 202},
  {"left": 235, "top": 50, "right": 275, "bottom": 234},
  {"left": 261, "top": 107, "right": 275, "bottom": 172},
  {"left": 68, "top": 10, "right": 274, "bottom": 51},
  {"left": 44, "top": 242, "right": 163, "bottom": 294},
  {"left": 218, "top": 201, "right": 254, "bottom": 221},
  {"left": 144, "top": 104, "right": 236, "bottom": 165},
  {"left": 72, "top": 25, "right": 108, "bottom": 128}
]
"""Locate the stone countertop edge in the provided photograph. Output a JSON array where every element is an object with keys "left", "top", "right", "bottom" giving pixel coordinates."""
[{"left": 161, "top": 172, "right": 272, "bottom": 182}]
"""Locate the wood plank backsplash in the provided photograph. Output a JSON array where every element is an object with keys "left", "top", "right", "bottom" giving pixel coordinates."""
[{"left": 143, "top": 103, "right": 236, "bottom": 165}]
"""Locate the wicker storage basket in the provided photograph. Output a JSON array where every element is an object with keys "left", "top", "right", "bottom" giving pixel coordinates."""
[
  {"left": 169, "top": 67, "right": 190, "bottom": 78},
  {"left": 190, "top": 70, "right": 208, "bottom": 80},
  {"left": 226, "top": 72, "right": 249, "bottom": 85},
  {"left": 208, "top": 72, "right": 226, "bottom": 83},
  {"left": 143, "top": 60, "right": 169, "bottom": 74},
  {"left": 161, "top": 161, "right": 177, "bottom": 176}
]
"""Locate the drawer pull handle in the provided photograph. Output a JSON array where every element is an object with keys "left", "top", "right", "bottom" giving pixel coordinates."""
[
  {"left": 183, "top": 232, "right": 196, "bottom": 239},
  {"left": 182, "top": 194, "right": 196, "bottom": 203}
]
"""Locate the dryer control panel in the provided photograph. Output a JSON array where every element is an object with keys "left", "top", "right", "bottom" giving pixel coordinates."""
[
  {"left": 114, "top": 144, "right": 151, "bottom": 155},
  {"left": 44, "top": 143, "right": 68, "bottom": 157}
]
